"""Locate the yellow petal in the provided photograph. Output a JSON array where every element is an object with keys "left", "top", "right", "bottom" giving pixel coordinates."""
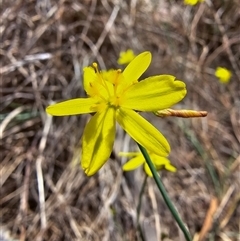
[
  {"left": 152, "top": 155, "right": 177, "bottom": 172},
  {"left": 46, "top": 98, "right": 98, "bottom": 116},
  {"left": 81, "top": 107, "right": 116, "bottom": 176},
  {"left": 152, "top": 155, "right": 170, "bottom": 166},
  {"left": 123, "top": 51, "right": 151, "bottom": 84},
  {"left": 165, "top": 163, "right": 177, "bottom": 172},
  {"left": 122, "top": 75, "right": 187, "bottom": 111},
  {"left": 116, "top": 107, "right": 170, "bottom": 156},
  {"left": 122, "top": 155, "right": 144, "bottom": 171},
  {"left": 143, "top": 162, "right": 153, "bottom": 177},
  {"left": 119, "top": 152, "right": 139, "bottom": 157},
  {"left": 184, "top": 0, "right": 198, "bottom": 5},
  {"left": 118, "top": 49, "right": 136, "bottom": 65},
  {"left": 83, "top": 66, "right": 96, "bottom": 95},
  {"left": 83, "top": 67, "right": 112, "bottom": 98},
  {"left": 184, "top": 0, "right": 204, "bottom": 5}
]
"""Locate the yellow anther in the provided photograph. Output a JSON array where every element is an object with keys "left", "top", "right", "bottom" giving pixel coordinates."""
[{"left": 92, "top": 63, "right": 99, "bottom": 73}]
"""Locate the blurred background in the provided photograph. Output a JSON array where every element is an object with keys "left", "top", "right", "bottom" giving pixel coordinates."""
[{"left": 1, "top": 0, "right": 239, "bottom": 240}]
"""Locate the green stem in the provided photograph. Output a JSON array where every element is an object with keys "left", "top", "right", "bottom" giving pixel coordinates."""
[{"left": 137, "top": 143, "right": 192, "bottom": 241}]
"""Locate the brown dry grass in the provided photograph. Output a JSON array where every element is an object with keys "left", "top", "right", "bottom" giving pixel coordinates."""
[{"left": 1, "top": 0, "right": 240, "bottom": 241}]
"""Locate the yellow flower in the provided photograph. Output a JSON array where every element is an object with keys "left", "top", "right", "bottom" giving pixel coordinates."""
[
  {"left": 215, "top": 67, "right": 232, "bottom": 84},
  {"left": 117, "top": 49, "right": 136, "bottom": 65},
  {"left": 121, "top": 152, "right": 177, "bottom": 177},
  {"left": 184, "top": 0, "right": 204, "bottom": 6},
  {"left": 46, "top": 52, "right": 186, "bottom": 176}
]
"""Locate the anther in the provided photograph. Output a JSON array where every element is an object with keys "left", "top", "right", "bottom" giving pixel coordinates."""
[{"left": 92, "top": 63, "right": 99, "bottom": 73}]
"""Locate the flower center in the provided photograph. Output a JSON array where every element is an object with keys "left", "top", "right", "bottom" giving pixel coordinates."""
[
  {"left": 92, "top": 63, "right": 125, "bottom": 109},
  {"left": 109, "top": 95, "right": 121, "bottom": 107}
]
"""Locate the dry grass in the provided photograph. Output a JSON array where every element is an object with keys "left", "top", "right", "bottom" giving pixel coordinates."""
[{"left": 1, "top": 0, "right": 240, "bottom": 241}]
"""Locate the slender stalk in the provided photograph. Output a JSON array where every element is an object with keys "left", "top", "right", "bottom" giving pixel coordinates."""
[{"left": 137, "top": 143, "right": 192, "bottom": 241}]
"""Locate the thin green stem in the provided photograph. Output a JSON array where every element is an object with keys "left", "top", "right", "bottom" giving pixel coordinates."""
[{"left": 137, "top": 143, "right": 192, "bottom": 241}]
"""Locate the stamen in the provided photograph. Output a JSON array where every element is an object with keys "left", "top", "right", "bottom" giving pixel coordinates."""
[
  {"left": 92, "top": 62, "right": 99, "bottom": 73},
  {"left": 114, "top": 69, "right": 122, "bottom": 85},
  {"left": 92, "top": 62, "right": 111, "bottom": 98},
  {"left": 92, "top": 62, "right": 104, "bottom": 85}
]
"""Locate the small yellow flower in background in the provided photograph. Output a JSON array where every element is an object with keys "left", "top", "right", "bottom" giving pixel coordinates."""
[
  {"left": 46, "top": 51, "right": 186, "bottom": 176},
  {"left": 215, "top": 67, "right": 232, "bottom": 84},
  {"left": 121, "top": 152, "right": 176, "bottom": 177},
  {"left": 184, "top": 0, "right": 204, "bottom": 6},
  {"left": 117, "top": 49, "right": 136, "bottom": 65}
]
